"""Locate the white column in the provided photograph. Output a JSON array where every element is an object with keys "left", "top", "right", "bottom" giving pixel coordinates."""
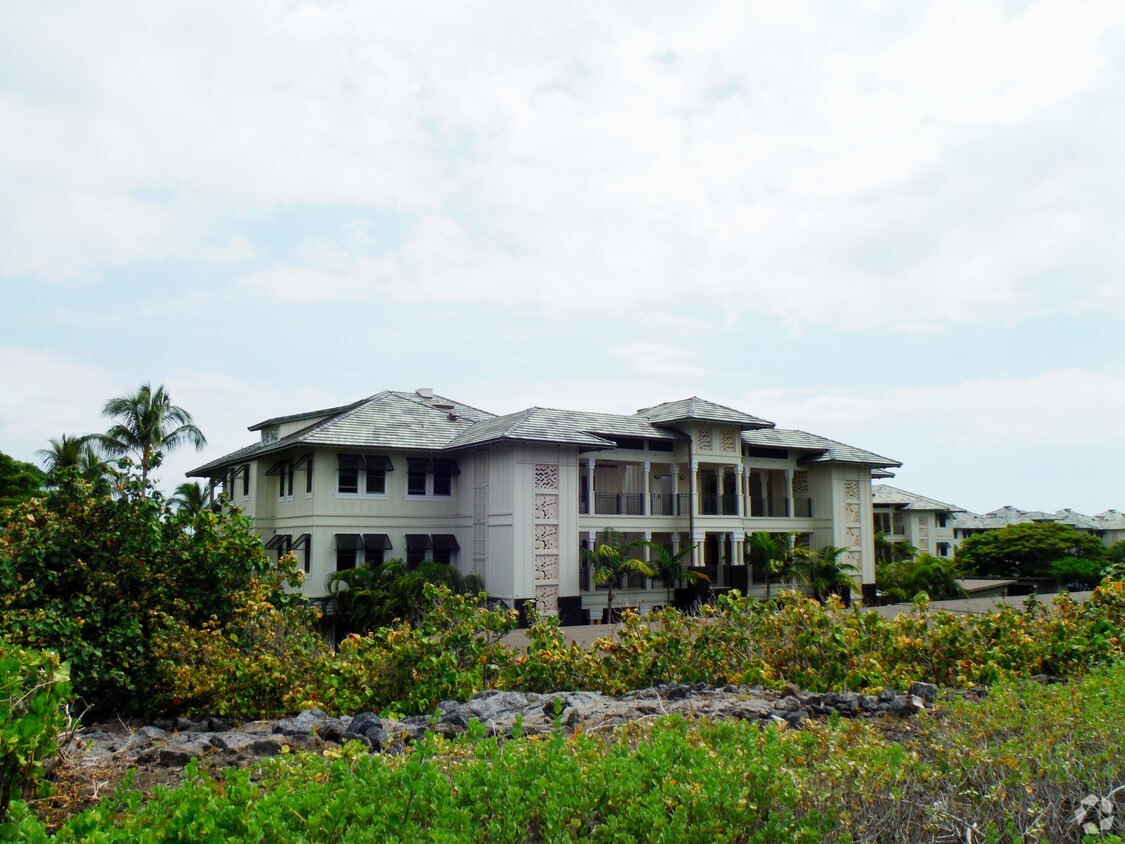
[
  {"left": 643, "top": 460, "right": 651, "bottom": 515},
  {"left": 734, "top": 464, "right": 744, "bottom": 517},
  {"left": 669, "top": 463, "right": 679, "bottom": 516},
  {"left": 690, "top": 459, "right": 700, "bottom": 516},
  {"left": 786, "top": 468, "right": 795, "bottom": 518},
  {"left": 586, "top": 457, "right": 596, "bottom": 515}
]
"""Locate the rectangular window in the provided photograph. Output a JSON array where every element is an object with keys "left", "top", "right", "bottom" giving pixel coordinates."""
[
  {"left": 366, "top": 467, "right": 386, "bottom": 494},
  {"left": 363, "top": 533, "right": 392, "bottom": 565},
  {"left": 241, "top": 463, "right": 250, "bottom": 497},
  {"left": 290, "top": 534, "right": 311, "bottom": 574},
  {"left": 305, "top": 456, "right": 314, "bottom": 494},
  {"left": 937, "top": 514, "right": 947, "bottom": 528},
  {"left": 339, "top": 454, "right": 392, "bottom": 495},
  {"left": 405, "top": 533, "right": 432, "bottom": 568},
  {"left": 338, "top": 454, "right": 362, "bottom": 494},
  {"left": 407, "top": 458, "right": 431, "bottom": 496},
  {"left": 264, "top": 533, "right": 291, "bottom": 564},
  {"left": 431, "top": 534, "right": 459, "bottom": 565},
  {"left": 336, "top": 548, "right": 356, "bottom": 570}
]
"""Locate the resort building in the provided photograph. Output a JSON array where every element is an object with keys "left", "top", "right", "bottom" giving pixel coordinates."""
[
  {"left": 871, "top": 485, "right": 963, "bottom": 560},
  {"left": 188, "top": 389, "right": 901, "bottom": 624}
]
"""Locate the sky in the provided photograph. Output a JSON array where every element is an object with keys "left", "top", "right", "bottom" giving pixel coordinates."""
[{"left": 1, "top": 0, "right": 1123, "bottom": 515}]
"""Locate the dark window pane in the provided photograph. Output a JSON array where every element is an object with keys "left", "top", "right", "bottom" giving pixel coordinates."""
[
  {"left": 338, "top": 469, "right": 359, "bottom": 494},
  {"left": 408, "top": 471, "right": 426, "bottom": 495},
  {"left": 364, "top": 548, "right": 386, "bottom": 566},
  {"left": 432, "top": 548, "right": 452, "bottom": 565},
  {"left": 336, "top": 549, "right": 356, "bottom": 570},
  {"left": 433, "top": 472, "right": 451, "bottom": 496},
  {"left": 406, "top": 548, "right": 426, "bottom": 568},
  {"left": 366, "top": 469, "right": 386, "bottom": 494}
]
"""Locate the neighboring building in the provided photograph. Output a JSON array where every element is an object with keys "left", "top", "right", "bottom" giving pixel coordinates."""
[
  {"left": 950, "top": 506, "right": 1124, "bottom": 551},
  {"left": 871, "top": 485, "right": 964, "bottom": 560},
  {"left": 188, "top": 389, "right": 901, "bottom": 623}
]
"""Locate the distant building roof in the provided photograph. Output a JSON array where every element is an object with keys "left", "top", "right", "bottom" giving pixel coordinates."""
[
  {"left": 872, "top": 484, "right": 965, "bottom": 512},
  {"left": 743, "top": 428, "right": 902, "bottom": 468},
  {"left": 637, "top": 397, "right": 773, "bottom": 429}
]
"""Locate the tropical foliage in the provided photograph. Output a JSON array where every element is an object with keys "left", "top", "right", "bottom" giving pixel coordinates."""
[
  {"left": 36, "top": 435, "right": 111, "bottom": 495},
  {"left": 0, "top": 471, "right": 304, "bottom": 716},
  {"left": 642, "top": 541, "right": 706, "bottom": 606},
  {"left": 955, "top": 521, "right": 1107, "bottom": 580},
  {"left": 877, "top": 553, "right": 966, "bottom": 603},
  {"left": 97, "top": 383, "right": 206, "bottom": 483},
  {"left": 0, "top": 453, "right": 44, "bottom": 512},
  {"left": 0, "top": 644, "right": 71, "bottom": 823},
  {"left": 581, "top": 529, "right": 654, "bottom": 621},
  {"left": 790, "top": 544, "right": 857, "bottom": 602},
  {"left": 745, "top": 531, "right": 792, "bottom": 600},
  {"left": 325, "top": 559, "right": 485, "bottom": 636},
  {"left": 169, "top": 481, "right": 211, "bottom": 517}
]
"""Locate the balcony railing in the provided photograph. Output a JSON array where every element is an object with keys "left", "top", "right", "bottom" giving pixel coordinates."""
[
  {"left": 595, "top": 492, "right": 645, "bottom": 516},
  {"left": 749, "top": 497, "right": 790, "bottom": 517},
  {"left": 700, "top": 494, "right": 740, "bottom": 516},
  {"left": 649, "top": 493, "right": 692, "bottom": 516},
  {"left": 794, "top": 497, "right": 813, "bottom": 518}
]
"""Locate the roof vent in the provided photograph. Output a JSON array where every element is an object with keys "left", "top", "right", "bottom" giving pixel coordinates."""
[
  {"left": 416, "top": 387, "right": 434, "bottom": 400},
  {"left": 447, "top": 412, "right": 459, "bottom": 422},
  {"left": 433, "top": 402, "right": 454, "bottom": 410}
]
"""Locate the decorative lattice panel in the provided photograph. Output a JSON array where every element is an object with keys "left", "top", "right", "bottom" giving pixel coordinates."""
[
  {"left": 534, "top": 554, "right": 559, "bottom": 581},
  {"left": 846, "top": 526, "right": 862, "bottom": 549},
  {"left": 698, "top": 428, "right": 713, "bottom": 451},
  {"left": 535, "top": 584, "right": 559, "bottom": 614},
  {"left": 721, "top": 430, "right": 737, "bottom": 452},
  {"left": 534, "top": 464, "right": 558, "bottom": 491},
  {"left": 534, "top": 493, "right": 559, "bottom": 521},
  {"left": 793, "top": 472, "right": 809, "bottom": 495},
  {"left": 845, "top": 502, "right": 861, "bottom": 525},
  {"left": 533, "top": 524, "right": 559, "bottom": 550},
  {"left": 844, "top": 480, "right": 861, "bottom": 501}
]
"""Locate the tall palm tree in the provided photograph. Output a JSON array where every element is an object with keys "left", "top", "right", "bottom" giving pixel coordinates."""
[
  {"left": 98, "top": 383, "right": 206, "bottom": 484},
  {"left": 582, "top": 528, "right": 654, "bottom": 622},
  {"left": 37, "top": 434, "right": 111, "bottom": 494},
  {"left": 792, "top": 545, "right": 859, "bottom": 603},
  {"left": 170, "top": 481, "right": 211, "bottom": 518},
  {"left": 643, "top": 541, "right": 707, "bottom": 607}
]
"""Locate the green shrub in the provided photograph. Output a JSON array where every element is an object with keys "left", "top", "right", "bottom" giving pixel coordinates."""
[
  {"left": 0, "top": 472, "right": 308, "bottom": 717},
  {"left": 0, "top": 643, "right": 71, "bottom": 823}
]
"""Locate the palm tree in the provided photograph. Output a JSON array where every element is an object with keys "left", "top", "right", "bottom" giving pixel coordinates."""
[
  {"left": 170, "top": 481, "right": 211, "bottom": 517},
  {"left": 98, "top": 383, "right": 206, "bottom": 484},
  {"left": 582, "top": 528, "right": 654, "bottom": 622},
  {"left": 792, "top": 544, "right": 859, "bottom": 603},
  {"left": 37, "top": 434, "right": 111, "bottom": 494},
  {"left": 746, "top": 531, "right": 791, "bottom": 601},
  {"left": 643, "top": 541, "right": 707, "bottom": 607}
]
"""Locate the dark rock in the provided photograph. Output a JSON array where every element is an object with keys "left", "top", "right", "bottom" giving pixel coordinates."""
[
  {"left": 908, "top": 682, "right": 938, "bottom": 704},
  {"left": 339, "top": 732, "right": 372, "bottom": 749},
  {"left": 248, "top": 737, "right": 285, "bottom": 757},
  {"left": 877, "top": 687, "right": 897, "bottom": 703},
  {"left": 349, "top": 712, "right": 383, "bottom": 738}
]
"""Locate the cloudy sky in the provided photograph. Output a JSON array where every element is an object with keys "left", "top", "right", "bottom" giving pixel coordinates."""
[{"left": 1, "top": 0, "right": 1122, "bottom": 514}]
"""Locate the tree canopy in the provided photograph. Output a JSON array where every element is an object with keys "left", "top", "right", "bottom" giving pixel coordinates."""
[
  {"left": 955, "top": 521, "right": 1106, "bottom": 580},
  {"left": 0, "top": 451, "right": 44, "bottom": 511},
  {"left": 98, "top": 383, "right": 206, "bottom": 483}
]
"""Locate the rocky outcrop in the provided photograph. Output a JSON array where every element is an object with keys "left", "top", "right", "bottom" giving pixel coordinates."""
[{"left": 71, "top": 683, "right": 933, "bottom": 773}]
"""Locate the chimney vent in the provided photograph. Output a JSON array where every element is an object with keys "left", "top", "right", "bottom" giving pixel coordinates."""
[{"left": 416, "top": 387, "right": 434, "bottom": 400}]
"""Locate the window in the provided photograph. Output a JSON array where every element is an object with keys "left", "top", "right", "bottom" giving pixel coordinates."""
[
  {"left": 407, "top": 458, "right": 460, "bottom": 497},
  {"left": 266, "top": 459, "right": 295, "bottom": 498},
  {"left": 937, "top": 542, "right": 951, "bottom": 557},
  {"left": 290, "top": 534, "right": 312, "bottom": 574},
  {"left": 431, "top": 534, "right": 460, "bottom": 565},
  {"left": 337, "top": 454, "right": 393, "bottom": 495},
  {"left": 302, "top": 455, "right": 313, "bottom": 494},
  {"left": 335, "top": 534, "right": 362, "bottom": 570},
  {"left": 937, "top": 514, "right": 948, "bottom": 528},
  {"left": 264, "top": 533, "right": 292, "bottom": 564},
  {"left": 407, "top": 459, "right": 431, "bottom": 496},
  {"left": 363, "top": 533, "right": 392, "bottom": 565},
  {"left": 405, "top": 534, "right": 432, "bottom": 568},
  {"left": 239, "top": 463, "right": 250, "bottom": 497}
]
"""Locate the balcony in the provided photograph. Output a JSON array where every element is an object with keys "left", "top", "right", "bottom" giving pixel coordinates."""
[
  {"left": 749, "top": 497, "right": 790, "bottom": 517},
  {"left": 700, "top": 494, "right": 740, "bottom": 516},
  {"left": 649, "top": 493, "right": 692, "bottom": 516},
  {"left": 594, "top": 492, "right": 645, "bottom": 516}
]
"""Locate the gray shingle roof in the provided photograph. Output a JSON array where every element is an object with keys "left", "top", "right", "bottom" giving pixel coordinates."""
[
  {"left": 637, "top": 397, "right": 773, "bottom": 429},
  {"left": 1095, "top": 509, "right": 1125, "bottom": 529},
  {"left": 445, "top": 407, "right": 691, "bottom": 450},
  {"left": 742, "top": 428, "right": 902, "bottom": 468},
  {"left": 188, "top": 391, "right": 495, "bottom": 477},
  {"left": 872, "top": 484, "right": 965, "bottom": 512},
  {"left": 248, "top": 400, "right": 366, "bottom": 431}
]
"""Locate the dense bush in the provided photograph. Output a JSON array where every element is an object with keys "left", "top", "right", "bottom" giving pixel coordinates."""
[
  {"left": 955, "top": 521, "right": 1106, "bottom": 579},
  {"left": 0, "top": 471, "right": 309, "bottom": 717},
  {"left": 876, "top": 553, "right": 965, "bottom": 603},
  {"left": 0, "top": 643, "right": 71, "bottom": 823},
  {"left": 8, "top": 664, "right": 1125, "bottom": 842}
]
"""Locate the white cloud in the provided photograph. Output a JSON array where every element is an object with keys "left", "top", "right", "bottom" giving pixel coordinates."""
[{"left": 3, "top": 0, "right": 1123, "bottom": 331}]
